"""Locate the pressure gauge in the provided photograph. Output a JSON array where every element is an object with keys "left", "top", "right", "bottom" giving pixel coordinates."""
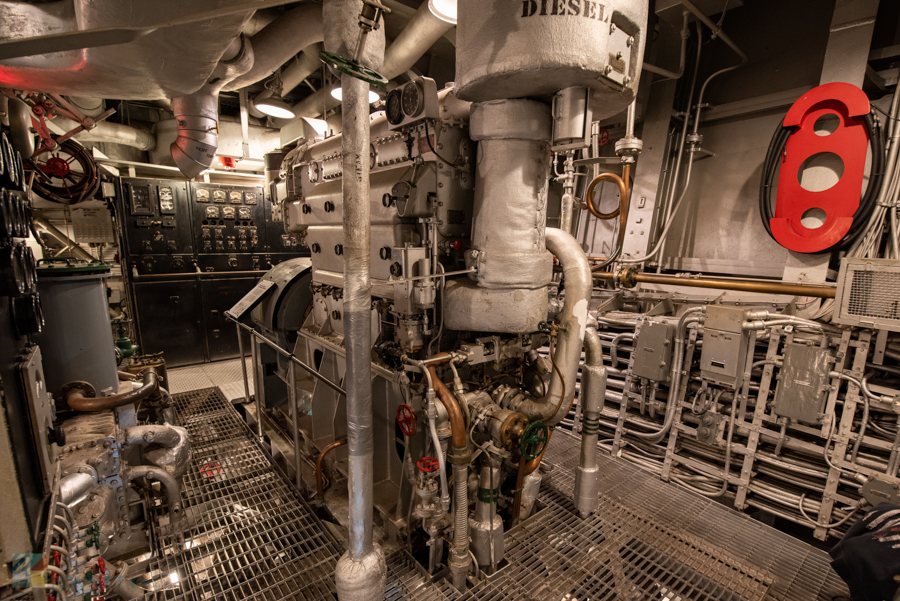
[
  {"left": 212, "top": 189, "right": 226, "bottom": 203},
  {"left": 222, "top": 206, "right": 236, "bottom": 219},
  {"left": 237, "top": 207, "right": 252, "bottom": 219},
  {"left": 401, "top": 82, "right": 423, "bottom": 118},
  {"left": 205, "top": 206, "right": 220, "bottom": 219},
  {"left": 229, "top": 190, "right": 243, "bottom": 204},
  {"left": 244, "top": 191, "right": 258, "bottom": 205},
  {"left": 196, "top": 189, "right": 210, "bottom": 203},
  {"left": 386, "top": 89, "right": 404, "bottom": 125},
  {"left": 158, "top": 187, "right": 175, "bottom": 213}
]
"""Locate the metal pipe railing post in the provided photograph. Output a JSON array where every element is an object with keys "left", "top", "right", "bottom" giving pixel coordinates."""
[
  {"left": 250, "top": 335, "right": 263, "bottom": 443},
  {"left": 289, "top": 360, "right": 304, "bottom": 496},
  {"left": 236, "top": 322, "right": 252, "bottom": 404}
]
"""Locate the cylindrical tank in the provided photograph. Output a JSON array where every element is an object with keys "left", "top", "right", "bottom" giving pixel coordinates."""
[
  {"left": 35, "top": 262, "right": 118, "bottom": 396},
  {"left": 456, "top": 0, "right": 648, "bottom": 119}
]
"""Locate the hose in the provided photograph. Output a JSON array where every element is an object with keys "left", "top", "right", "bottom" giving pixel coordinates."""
[{"left": 758, "top": 112, "right": 885, "bottom": 252}]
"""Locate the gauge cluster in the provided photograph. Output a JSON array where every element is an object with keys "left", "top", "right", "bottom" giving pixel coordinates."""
[{"left": 386, "top": 76, "right": 440, "bottom": 131}]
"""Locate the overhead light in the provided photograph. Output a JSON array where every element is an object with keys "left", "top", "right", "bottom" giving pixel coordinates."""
[
  {"left": 254, "top": 95, "right": 296, "bottom": 119},
  {"left": 330, "top": 87, "right": 381, "bottom": 104},
  {"left": 428, "top": 0, "right": 457, "bottom": 24},
  {"left": 254, "top": 72, "right": 296, "bottom": 119}
]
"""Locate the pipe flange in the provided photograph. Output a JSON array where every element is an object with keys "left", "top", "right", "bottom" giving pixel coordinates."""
[
  {"left": 58, "top": 380, "right": 95, "bottom": 403},
  {"left": 615, "top": 135, "right": 643, "bottom": 159},
  {"left": 616, "top": 266, "right": 639, "bottom": 289},
  {"left": 499, "top": 412, "right": 528, "bottom": 450}
]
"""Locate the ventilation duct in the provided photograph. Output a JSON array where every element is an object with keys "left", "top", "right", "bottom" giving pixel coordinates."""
[{"left": 169, "top": 34, "right": 253, "bottom": 178}]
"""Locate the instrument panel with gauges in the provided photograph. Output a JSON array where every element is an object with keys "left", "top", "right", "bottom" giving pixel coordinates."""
[{"left": 386, "top": 76, "right": 440, "bottom": 131}]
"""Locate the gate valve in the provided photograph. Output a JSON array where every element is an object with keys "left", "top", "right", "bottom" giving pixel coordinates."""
[
  {"left": 396, "top": 404, "right": 416, "bottom": 436},
  {"left": 417, "top": 456, "right": 439, "bottom": 473},
  {"left": 520, "top": 421, "right": 550, "bottom": 461}
]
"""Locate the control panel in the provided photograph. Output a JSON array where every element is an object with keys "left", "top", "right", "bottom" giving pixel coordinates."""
[
  {"left": 191, "top": 183, "right": 265, "bottom": 271},
  {"left": 118, "top": 178, "right": 193, "bottom": 275}
]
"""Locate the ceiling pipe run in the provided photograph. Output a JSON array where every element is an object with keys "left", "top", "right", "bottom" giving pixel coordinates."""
[
  {"left": 223, "top": 3, "right": 324, "bottom": 92},
  {"left": 293, "top": 1, "right": 453, "bottom": 119},
  {"left": 50, "top": 115, "right": 156, "bottom": 151}
]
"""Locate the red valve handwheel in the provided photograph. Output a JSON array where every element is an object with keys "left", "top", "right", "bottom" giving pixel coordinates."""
[
  {"left": 417, "top": 456, "right": 439, "bottom": 473},
  {"left": 396, "top": 403, "right": 416, "bottom": 436}
]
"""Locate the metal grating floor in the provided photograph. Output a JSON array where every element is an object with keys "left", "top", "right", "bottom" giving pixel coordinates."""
[
  {"left": 141, "top": 388, "right": 848, "bottom": 601},
  {"left": 140, "top": 388, "right": 342, "bottom": 600}
]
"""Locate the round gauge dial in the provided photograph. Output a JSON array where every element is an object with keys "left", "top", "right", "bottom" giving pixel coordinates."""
[
  {"left": 386, "top": 89, "right": 404, "bottom": 125},
  {"left": 401, "top": 83, "right": 423, "bottom": 118}
]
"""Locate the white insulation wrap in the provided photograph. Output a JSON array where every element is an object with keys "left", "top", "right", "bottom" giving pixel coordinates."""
[
  {"left": 327, "top": 1, "right": 387, "bottom": 599},
  {"left": 456, "top": 0, "right": 648, "bottom": 119}
]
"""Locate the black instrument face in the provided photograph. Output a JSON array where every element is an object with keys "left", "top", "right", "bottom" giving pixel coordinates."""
[
  {"left": 401, "top": 83, "right": 422, "bottom": 118},
  {"left": 386, "top": 89, "right": 404, "bottom": 125}
]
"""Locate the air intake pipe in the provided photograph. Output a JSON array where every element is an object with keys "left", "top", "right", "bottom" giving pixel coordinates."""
[{"left": 169, "top": 34, "right": 253, "bottom": 178}]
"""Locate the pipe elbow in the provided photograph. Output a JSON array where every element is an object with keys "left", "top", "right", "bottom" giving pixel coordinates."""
[
  {"left": 427, "top": 362, "right": 467, "bottom": 450},
  {"left": 125, "top": 465, "right": 183, "bottom": 522},
  {"left": 65, "top": 369, "right": 159, "bottom": 412}
]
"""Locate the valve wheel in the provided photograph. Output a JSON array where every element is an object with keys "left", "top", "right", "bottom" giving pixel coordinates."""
[
  {"left": 520, "top": 421, "right": 550, "bottom": 461},
  {"left": 42, "top": 156, "right": 70, "bottom": 178},
  {"left": 417, "top": 456, "right": 439, "bottom": 473},
  {"left": 396, "top": 403, "right": 416, "bottom": 436}
]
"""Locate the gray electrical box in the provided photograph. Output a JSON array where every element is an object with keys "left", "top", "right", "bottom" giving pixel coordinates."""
[
  {"left": 773, "top": 342, "right": 833, "bottom": 424},
  {"left": 700, "top": 306, "right": 749, "bottom": 387},
  {"left": 631, "top": 319, "right": 675, "bottom": 381}
]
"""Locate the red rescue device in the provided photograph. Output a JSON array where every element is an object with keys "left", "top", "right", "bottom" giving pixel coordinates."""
[{"left": 770, "top": 82, "right": 870, "bottom": 253}]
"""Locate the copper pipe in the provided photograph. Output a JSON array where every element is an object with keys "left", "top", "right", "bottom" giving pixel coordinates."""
[
  {"left": 427, "top": 359, "right": 467, "bottom": 450},
  {"left": 593, "top": 271, "right": 836, "bottom": 298},
  {"left": 511, "top": 430, "right": 553, "bottom": 525},
  {"left": 315, "top": 439, "right": 347, "bottom": 498},
  {"left": 585, "top": 164, "right": 630, "bottom": 221},
  {"left": 65, "top": 369, "right": 158, "bottom": 412}
]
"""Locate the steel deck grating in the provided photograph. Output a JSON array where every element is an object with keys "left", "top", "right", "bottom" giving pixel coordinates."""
[
  {"left": 142, "top": 387, "right": 848, "bottom": 600},
  {"left": 142, "top": 388, "right": 343, "bottom": 601}
]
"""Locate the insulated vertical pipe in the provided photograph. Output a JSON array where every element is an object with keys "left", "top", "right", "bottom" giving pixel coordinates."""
[
  {"left": 342, "top": 73, "right": 375, "bottom": 563},
  {"left": 573, "top": 328, "right": 607, "bottom": 518},
  {"left": 328, "top": 0, "right": 386, "bottom": 591}
]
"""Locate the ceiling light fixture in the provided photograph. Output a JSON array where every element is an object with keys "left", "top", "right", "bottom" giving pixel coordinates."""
[
  {"left": 330, "top": 87, "right": 381, "bottom": 104},
  {"left": 428, "top": 0, "right": 457, "bottom": 24},
  {"left": 254, "top": 74, "right": 296, "bottom": 119}
]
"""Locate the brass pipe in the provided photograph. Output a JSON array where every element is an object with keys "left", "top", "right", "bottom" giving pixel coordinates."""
[
  {"left": 427, "top": 361, "right": 467, "bottom": 450},
  {"left": 315, "top": 439, "right": 347, "bottom": 499},
  {"left": 585, "top": 164, "right": 631, "bottom": 221},
  {"left": 511, "top": 430, "right": 553, "bottom": 526},
  {"left": 593, "top": 271, "right": 836, "bottom": 298},
  {"left": 65, "top": 369, "right": 158, "bottom": 412}
]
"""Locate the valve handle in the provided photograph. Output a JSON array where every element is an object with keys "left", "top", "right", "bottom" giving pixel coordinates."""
[
  {"left": 520, "top": 421, "right": 550, "bottom": 461},
  {"left": 396, "top": 403, "right": 416, "bottom": 437},
  {"left": 417, "top": 456, "right": 439, "bottom": 473}
]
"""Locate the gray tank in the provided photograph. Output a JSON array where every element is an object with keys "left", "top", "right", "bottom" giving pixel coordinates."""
[
  {"left": 455, "top": 0, "right": 648, "bottom": 119},
  {"left": 35, "top": 262, "right": 118, "bottom": 396}
]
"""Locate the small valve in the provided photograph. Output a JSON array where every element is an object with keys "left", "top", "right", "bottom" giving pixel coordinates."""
[
  {"left": 417, "top": 456, "right": 439, "bottom": 473},
  {"left": 396, "top": 404, "right": 416, "bottom": 436}
]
